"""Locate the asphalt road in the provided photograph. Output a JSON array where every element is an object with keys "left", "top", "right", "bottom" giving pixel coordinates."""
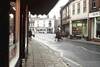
[{"left": 33, "top": 33, "right": 100, "bottom": 67}]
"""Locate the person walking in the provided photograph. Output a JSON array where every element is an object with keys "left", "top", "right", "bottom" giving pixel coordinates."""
[
  {"left": 55, "top": 29, "right": 62, "bottom": 41},
  {"left": 28, "top": 30, "right": 32, "bottom": 41}
]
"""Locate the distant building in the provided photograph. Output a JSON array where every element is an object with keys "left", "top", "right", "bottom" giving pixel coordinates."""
[
  {"left": 29, "top": 15, "right": 55, "bottom": 34},
  {"left": 54, "top": 17, "right": 61, "bottom": 33}
]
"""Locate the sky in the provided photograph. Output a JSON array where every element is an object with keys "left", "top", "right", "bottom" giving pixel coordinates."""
[{"left": 48, "top": 0, "right": 69, "bottom": 19}]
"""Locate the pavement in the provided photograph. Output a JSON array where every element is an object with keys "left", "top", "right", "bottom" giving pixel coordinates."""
[{"left": 24, "top": 39, "right": 69, "bottom": 67}]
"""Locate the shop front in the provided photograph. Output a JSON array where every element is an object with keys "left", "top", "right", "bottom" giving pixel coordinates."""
[
  {"left": 96, "top": 17, "right": 100, "bottom": 39},
  {"left": 89, "top": 11, "right": 100, "bottom": 40},
  {"left": 93, "top": 17, "right": 100, "bottom": 39},
  {"left": 72, "top": 19, "right": 87, "bottom": 38},
  {"left": 61, "top": 19, "right": 70, "bottom": 37},
  {"left": 62, "top": 23, "right": 69, "bottom": 37}
]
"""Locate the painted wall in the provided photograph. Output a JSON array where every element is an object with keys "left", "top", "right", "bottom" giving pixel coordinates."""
[{"left": 69, "top": 0, "right": 89, "bottom": 20}]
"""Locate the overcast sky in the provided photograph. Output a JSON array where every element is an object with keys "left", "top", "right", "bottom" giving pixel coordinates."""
[{"left": 48, "top": 0, "right": 69, "bottom": 19}]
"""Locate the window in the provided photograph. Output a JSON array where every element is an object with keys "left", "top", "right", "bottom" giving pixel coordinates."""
[
  {"left": 72, "top": 4, "right": 75, "bottom": 15},
  {"left": 96, "top": 17, "right": 100, "bottom": 38},
  {"left": 92, "top": 0, "right": 96, "bottom": 8},
  {"left": 49, "top": 21, "right": 52, "bottom": 27},
  {"left": 96, "top": 23, "right": 100, "bottom": 38},
  {"left": 83, "top": 0, "right": 86, "bottom": 12},
  {"left": 77, "top": 2, "right": 80, "bottom": 14},
  {"left": 9, "top": 13, "right": 16, "bottom": 61}
]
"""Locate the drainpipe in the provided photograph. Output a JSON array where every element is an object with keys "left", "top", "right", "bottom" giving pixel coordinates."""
[{"left": 60, "top": 8, "right": 63, "bottom": 33}]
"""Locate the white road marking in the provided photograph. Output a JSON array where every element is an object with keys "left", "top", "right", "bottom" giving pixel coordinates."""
[
  {"left": 60, "top": 52, "right": 81, "bottom": 66},
  {"left": 63, "top": 57, "right": 81, "bottom": 66}
]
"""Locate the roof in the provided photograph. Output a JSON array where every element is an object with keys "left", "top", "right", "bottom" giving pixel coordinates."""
[{"left": 60, "top": 0, "right": 74, "bottom": 13}]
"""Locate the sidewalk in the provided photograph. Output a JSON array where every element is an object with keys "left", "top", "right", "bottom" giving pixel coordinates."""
[{"left": 24, "top": 39, "right": 69, "bottom": 67}]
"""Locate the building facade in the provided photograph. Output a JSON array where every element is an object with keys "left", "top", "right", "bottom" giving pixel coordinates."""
[
  {"left": 60, "top": 1, "right": 71, "bottom": 37},
  {"left": 89, "top": 0, "right": 100, "bottom": 40},
  {"left": 61, "top": 0, "right": 89, "bottom": 38},
  {"left": 29, "top": 15, "right": 55, "bottom": 34},
  {"left": 70, "top": 0, "right": 89, "bottom": 38},
  {"left": 60, "top": 0, "right": 100, "bottom": 41}
]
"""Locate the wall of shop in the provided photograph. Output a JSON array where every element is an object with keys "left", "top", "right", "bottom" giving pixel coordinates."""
[
  {"left": 89, "top": 11, "right": 100, "bottom": 40},
  {"left": 62, "top": 23, "right": 69, "bottom": 36}
]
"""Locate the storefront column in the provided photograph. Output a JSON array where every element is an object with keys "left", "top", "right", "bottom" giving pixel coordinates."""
[
  {"left": 94, "top": 17, "right": 97, "bottom": 38},
  {"left": 88, "top": 18, "right": 92, "bottom": 40},
  {"left": 69, "top": 20, "right": 72, "bottom": 35},
  {"left": 16, "top": 0, "right": 20, "bottom": 42},
  {"left": 25, "top": 4, "right": 29, "bottom": 59},
  {"left": 19, "top": 0, "right": 27, "bottom": 66},
  {"left": 15, "top": 0, "right": 20, "bottom": 66}
]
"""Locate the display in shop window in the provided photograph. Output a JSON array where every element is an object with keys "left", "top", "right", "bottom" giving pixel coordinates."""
[{"left": 9, "top": 13, "right": 16, "bottom": 61}]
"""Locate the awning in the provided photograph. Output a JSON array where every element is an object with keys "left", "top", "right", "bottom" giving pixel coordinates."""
[
  {"left": 28, "top": 0, "right": 58, "bottom": 15},
  {"left": 10, "top": 0, "right": 58, "bottom": 15}
]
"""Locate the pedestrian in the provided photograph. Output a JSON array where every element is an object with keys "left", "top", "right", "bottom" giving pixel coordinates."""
[
  {"left": 55, "top": 29, "right": 62, "bottom": 41},
  {"left": 28, "top": 30, "right": 32, "bottom": 41}
]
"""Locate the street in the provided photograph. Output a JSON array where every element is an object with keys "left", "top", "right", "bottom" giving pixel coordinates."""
[{"left": 33, "top": 33, "right": 100, "bottom": 67}]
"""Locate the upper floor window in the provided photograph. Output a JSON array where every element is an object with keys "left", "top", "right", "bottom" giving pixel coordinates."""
[
  {"left": 66, "top": 7, "right": 68, "bottom": 16},
  {"left": 92, "top": 0, "right": 96, "bottom": 8},
  {"left": 72, "top": 4, "right": 75, "bottom": 15},
  {"left": 49, "top": 21, "right": 52, "bottom": 27},
  {"left": 77, "top": 2, "right": 80, "bottom": 14},
  {"left": 83, "top": 0, "right": 87, "bottom": 12}
]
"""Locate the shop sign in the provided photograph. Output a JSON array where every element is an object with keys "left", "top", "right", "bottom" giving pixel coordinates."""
[{"left": 89, "top": 11, "right": 100, "bottom": 18}]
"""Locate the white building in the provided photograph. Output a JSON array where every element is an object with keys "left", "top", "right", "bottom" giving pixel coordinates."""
[
  {"left": 69, "top": 0, "right": 89, "bottom": 37},
  {"left": 61, "top": 0, "right": 90, "bottom": 38},
  {"left": 29, "top": 14, "right": 55, "bottom": 34}
]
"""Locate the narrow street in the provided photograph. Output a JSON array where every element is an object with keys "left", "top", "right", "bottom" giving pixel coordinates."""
[{"left": 32, "top": 33, "right": 100, "bottom": 67}]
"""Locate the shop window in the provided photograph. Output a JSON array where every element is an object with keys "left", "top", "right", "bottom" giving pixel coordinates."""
[
  {"left": 92, "top": 0, "right": 96, "bottom": 9},
  {"left": 77, "top": 23, "right": 82, "bottom": 26},
  {"left": 49, "top": 21, "right": 52, "bottom": 27},
  {"left": 96, "top": 23, "right": 100, "bottom": 38},
  {"left": 72, "top": 22, "right": 82, "bottom": 35},
  {"left": 9, "top": 13, "right": 16, "bottom": 61}
]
